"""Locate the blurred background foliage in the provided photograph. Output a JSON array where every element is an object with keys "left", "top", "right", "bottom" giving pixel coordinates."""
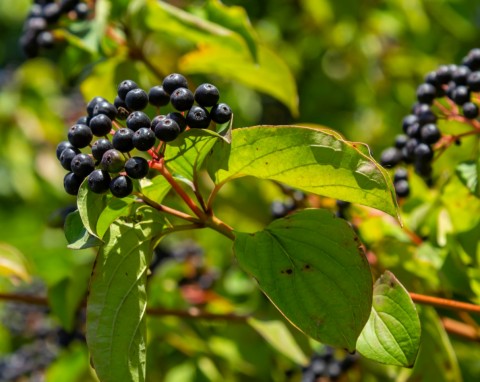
[{"left": 1, "top": 0, "right": 480, "bottom": 381}]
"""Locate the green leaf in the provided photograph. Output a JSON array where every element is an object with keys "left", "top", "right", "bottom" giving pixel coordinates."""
[
  {"left": 96, "top": 196, "right": 136, "bottom": 239},
  {"left": 248, "top": 318, "right": 309, "bottom": 365},
  {"left": 356, "top": 271, "right": 421, "bottom": 367},
  {"left": 140, "top": 175, "right": 172, "bottom": 204},
  {"left": 64, "top": 210, "right": 103, "bottom": 250},
  {"left": 456, "top": 160, "right": 480, "bottom": 197},
  {"left": 180, "top": 45, "right": 298, "bottom": 117},
  {"left": 87, "top": 206, "right": 166, "bottom": 382},
  {"left": 165, "top": 129, "right": 223, "bottom": 180},
  {"left": 77, "top": 180, "right": 108, "bottom": 237},
  {"left": 204, "top": 0, "right": 258, "bottom": 62},
  {"left": 0, "top": 242, "right": 31, "bottom": 282},
  {"left": 208, "top": 125, "right": 398, "bottom": 217},
  {"left": 234, "top": 209, "right": 373, "bottom": 351}
]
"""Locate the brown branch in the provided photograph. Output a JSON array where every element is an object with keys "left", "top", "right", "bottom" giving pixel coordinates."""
[
  {"left": 410, "top": 292, "right": 480, "bottom": 315},
  {"left": 441, "top": 317, "right": 480, "bottom": 342}
]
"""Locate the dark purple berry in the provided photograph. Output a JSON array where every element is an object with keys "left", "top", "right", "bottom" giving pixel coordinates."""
[
  {"left": 42, "top": 3, "right": 61, "bottom": 23},
  {"left": 406, "top": 123, "right": 421, "bottom": 138},
  {"left": 112, "top": 128, "right": 135, "bottom": 152},
  {"left": 380, "top": 147, "right": 402, "bottom": 168},
  {"left": 133, "top": 128, "right": 156, "bottom": 151},
  {"left": 110, "top": 175, "right": 133, "bottom": 198},
  {"left": 76, "top": 115, "right": 89, "bottom": 125},
  {"left": 92, "top": 138, "right": 114, "bottom": 161},
  {"left": 402, "top": 114, "right": 418, "bottom": 133},
  {"left": 402, "top": 138, "right": 419, "bottom": 163},
  {"left": 56, "top": 141, "right": 78, "bottom": 160},
  {"left": 395, "top": 179, "right": 410, "bottom": 198},
  {"left": 89, "top": 114, "right": 112, "bottom": 136},
  {"left": 88, "top": 170, "right": 111, "bottom": 193},
  {"left": 154, "top": 119, "right": 181, "bottom": 142},
  {"left": 86, "top": 96, "right": 107, "bottom": 117},
  {"left": 114, "top": 95, "right": 127, "bottom": 110},
  {"left": 64, "top": 172, "right": 84, "bottom": 195},
  {"left": 453, "top": 86, "right": 470, "bottom": 106},
  {"left": 416, "top": 83, "right": 436, "bottom": 104},
  {"left": 148, "top": 86, "right": 170, "bottom": 107},
  {"left": 59, "top": 0, "right": 79, "bottom": 13},
  {"left": 151, "top": 115, "right": 167, "bottom": 131},
  {"left": 467, "top": 71, "right": 480, "bottom": 92},
  {"left": 117, "top": 80, "right": 138, "bottom": 100},
  {"left": 71, "top": 153, "right": 95, "bottom": 177},
  {"left": 464, "top": 48, "right": 480, "bottom": 71},
  {"left": 162, "top": 73, "right": 188, "bottom": 94},
  {"left": 394, "top": 134, "right": 408, "bottom": 149},
  {"left": 436, "top": 65, "right": 452, "bottom": 84},
  {"left": 126, "top": 111, "right": 151, "bottom": 131},
  {"left": 170, "top": 87, "right": 194, "bottom": 111},
  {"left": 125, "top": 157, "right": 149, "bottom": 179},
  {"left": 414, "top": 143, "right": 434, "bottom": 161},
  {"left": 452, "top": 66, "right": 471, "bottom": 85},
  {"left": 194, "top": 83, "right": 220, "bottom": 107},
  {"left": 100, "top": 149, "right": 125, "bottom": 173},
  {"left": 74, "top": 2, "right": 89, "bottom": 20},
  {"left": 463, "top": 102, "right": 479, "bottom": 119},
  {"left": 125, "top": 88, "right": 149, "bottom": 111},
  {"left": 394, "top": 168, "right": 408, "bottom": 182},
  {"left": 211, "top": 103, "right": 232, "bottom": 124},
  {"left": 167, "top": 112, "right": 187, "bottom": 132},
  {"left": 420, "top": 124, "right": 441, "bottom": 144},
  {"left": 415, "top": 104, "right": 437, "bottom": 125},
  {"left": 36, "top": 31, "right": 54, "bottom": 49},
  {"left": 187, "top": 105, "right": 211, "bottom": 128},
  {"left": 60, "top": 148, "right": 78, "bottom": 171},
  {"left": 68, "top": 124, "right": 93, "bottom": 148},
  {"left": 93, "top": 101, "right": 117, "bottom": 120}
]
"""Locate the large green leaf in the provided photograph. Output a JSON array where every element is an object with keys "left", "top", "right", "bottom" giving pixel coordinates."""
[
  {"left": 456, "top": 160, "right": 480, "bottom": 197},
  {"left": 77, "top": 180, "right": 108, "bottom": 237},
  {"left": 64, "top": 210, "right": 103, "bottom": 249},
  {"left": 96, "top": 196, "right": 136, "bottom": 239},
  {"left": 234, "top": 209, "right": 373, "bottom": 351},
  {"left": 356, "top": 271, "right": 421, "bottom": 367},
  {"left": 207, "top": 125, "right": 398, "bottom": 217},
  {"left": 87, "top": 206, "right": 166, "bottom": 382}
]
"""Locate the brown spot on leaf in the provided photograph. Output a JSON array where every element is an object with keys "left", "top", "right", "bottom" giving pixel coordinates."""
[
  {"left": 303, "top": 264, "right": 312, "bottom": 271},
  {"left": 281, "top": 268, "right": 293, "bottom": 275}
]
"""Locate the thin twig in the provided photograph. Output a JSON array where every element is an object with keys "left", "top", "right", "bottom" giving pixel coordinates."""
[
  {"left": 410, "top": 292, "right": 480, "bottom": 315},
  {"left": 441, "top": 317, "right": 480, "bottom": 342}
]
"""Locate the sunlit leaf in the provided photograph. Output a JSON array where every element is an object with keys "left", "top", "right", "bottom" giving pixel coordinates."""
[
  {"left": 0, "top": 242, "right": 31, "bottom": 282},
  {"left": 234, "top": 209, "right": 372, "bottom": 351},
  {"left": 64, "top": 210, "right": 103, "bottom": 250},
  {"left": 76, "top": 180, "right": 108, "bottom": 238},
  {"left": 357, "top": 271, "right": 421, "bottom": 367}
]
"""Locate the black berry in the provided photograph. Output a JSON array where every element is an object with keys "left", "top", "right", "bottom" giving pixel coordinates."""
[
  {"left": 64, "top": 172, "right": 84, "bottom": 195},
  {"left": 154, "top": 119, "right": 181, "bottom": 142},
  {"left": 402, "top": 114, "right": 418, "bottom": 133},
  {"left": 87, "top": 170, "right": 111, "bottom": 194},
  {"left": 114, "top": 95, "right": 127, "bottom": 110},
  {"left": 452, "top": 66, "right": 471, "bottom": 85},
  {"left": 74, "top": 2, "right": 89, "bottom": 20},
  {"left": 42, "top": 3, "right": 61, "bottom": 23},
  {"left": 394, "top": 168, "right": 408, "bottom": 182},
  {"left": 162, "top": 73, "right": 188, "bottom": 94},
  {"left": 93, "top": 101, "right": 117, "bottom": 120},
  {"left": 394, "top": 134, "right": 408, "bottom": 149},
  {"left": 380, "top": 147, "right": 402, "bottom": 168},
  {"left": 36, "top": 31, "right": 54, "bottom": 49},
  {"left": 87, "top": 96, "right": 107, "bottom": 117},
  {"left": 167, "top": 112, "right": 187, "bottom": 132},
  {"left": 60, "top": 148, "right": 78, "bottom": 171},
  {"left": 117, "top": 80, "right": 138, "bottom": 100},
  {"left": 463, "top": 102, "right": 479, "bottom": 119},
  {"left": 89, "top": 114, "right": 112, "bottom": 136},
  {"left": 186, "top": 105, "right": 211, "bottom": 128},
  {"left": 125, "top": 88, "right": 148, "bottom": 111},
  {"left": 112, "top": 128, "right": 135, "bottom": 152},
  {"left": 415, "top": 104, "right": 437, "bottom": 125},
  {"left": 170, "top": 87, "right": 194, "bottom": 111},
  {"left": 70, "top": 153, "right": 95, "bottom": 177},
  {"left": 453, "top": 86, "right": 470, "bottom": 105},
  {"left": 125, "top": 157, "right": 149, "bottom": 179},
  {"left": 414, "top": 143, "right": 434, "bottom": 161},
  {"left": 126, "top": 111, "right": 151, "bottom": 131},
  {"left": 194, "top": 83, "right": 220, "bottom": 107},
  {"left": 211, "top": 103, "right": 232, "bottom": 124},
  {"left": 56, "top": 141, "right": 78, "bottom": 160},
  {"left": 110, "top": 175, "right": 133, "bottom": 198},
  {"left": 406, "top": 122, "right": 421, "bottom": 138},
  {"left": 100, "top": 149, "right": 125, "bottom": 173},
  {"left": 436, "top": 65, "right": 452, "bottom": 84},
  {"left": 68, "top": 124, "right": 93, "bottom": 148},
  {"left": 467, "top": 71, "right": 480, "bottom": 92},
  {"left": 416, "top": 83, "right": 436, "bottom": 104},
  {"left": 420, "top": 124, "right": 441, "bottom": 144},
  {"left": 148, "top": 86, "right": 170, "bottom": 107},
  {"left": 133, "top": 128, "right": 156, "bottom": 151},
  {"left": 92, "top": 138, "right": 114, "bottom": 161},
  {"left": 402, "top": 138, "right": 419, "bottom": 163}
]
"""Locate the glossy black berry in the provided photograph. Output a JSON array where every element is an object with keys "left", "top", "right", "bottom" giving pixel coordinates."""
[
  {"left": 112, "top": 128, "right": 135, "bottom": 152},
  {"left": 394, "top": 134, "right": 408, "bottom": 149},
  {"left": 100, "top": 149, "right": 125, "bottom": 173},
  {"left": 166, "top": 112, "right": 187, "bottom": 132},
  {"left": 56, "top": 141, "right": 78, "bottom": 160},
  {"left": 36, "top": 31, "right": 54, "bottom": 49},
  {"left": 117, "top": 80, "right": 138, "bottom": 100},
  {"left": 43, "top": 3, "right": 61, "bottom": 23},
  {"left": 416, "top": 83, "right": 436, "bottom": 104},
  {"left": 70, "top": 153, "right": 95, "bottom": 177},
  {"left": 93, "top": 101, "right": 117, "bottom": 120},
  {"left": 402, "top": 114, "right": 418, "bottom": 133},
  {"left": 133, "top": 128, "right": 156, "bottom": 151},
  {"left": 394, "top": 168, "right": 408, "bottom": 182},
  {"left": 154, "top": 119, "right": 181, "bottom": 142},
  {"left": 64, "top": 172, "right": 84, "bottom": 195},
  {"left": 86, "top": 96, "right": 107, "bottom": 117},
  {"left": 170, "top": 87, "right": 194, "bottom": 111},
  {"left": 59, "top": 0, "right": 79, "bottom": 13},
  {"left": 194, "top": 83, "right": 220, "bottom": 107},
  {"left": 110, "top": 175, "right": 133, "bottom": 198},
  {"left": 406, "top": 122, "right": 421, "bottom": 138},
  {"left": 396, "top": 181, "right": 410, "bottom": 198},
  {"left": 74, "top": 2, "right": 89, "bottom": 20},
  {"left": 76, "top": 115, "right": 89, "bottom": 125},
  {"left": 125, "top": 157, "right": 149, "bottom": 179},
  {"left": 211, "top": 103, "right": 232, "bottom": 124},
  {"left": 463, "top": 102, "right": 479, "bottom": 119},
  {"left": 420, "top": 124, "right": 441, "bottom": 144},
  {"left": 151, "top": 115, "right": 167, "bottom": 131},
  {"left": 148, "top": 86, "right": 170, "bottom": 107},
  {"left": 125, "top": 88, "right": 148, "bottom": 111},
  {"left": 380, "top": 147, "right": 402, "bottom": 168},
  {"left": 92, "top": 138, "right": 114, "bottom": 161},
  {"left": 68, "top": 124, "right": 93, "bottom": 148},
  {"left": 452, "top": 66, "right": 471, "bottom": 85},
  {"left": 87, "top": 170, "right": 111, "bottom": 194},
  {"left": 453, "top": 86, "right": 470, "bottom": 105},
  {"left": 187, "top": 105, "right": 211, "bottom": 128},
  {"left": 114, "top": 95, "right": 127, "bottom": 110},
  {"left": 60, "top": 148, "right": 78, "bottom": 171},
  {"left": 89, "top": 114, "right": 112, "bottom": 136},
  {"left": 126, "top": 111, "right": 151, "bottom": 131},
  {"left": 467, "top": 71, "right": 480, "bottom": 92},
  {"left": 415, "top": 104, "right": 437, "bottom": 125},
  {"left": 414, "top": 143, "right": 434, "bottom": 161},
  {"left": 402, "top": 138, "right": 419, "bottom": 163},
  {"left": 464, "top": 49, "right": 480, "bottom": 71},
  {"left": 162, "top": 73, "right": 188, "bottom": 94},
  {"left": 436, "top": 65, "right": 452, "bottom": 84}
]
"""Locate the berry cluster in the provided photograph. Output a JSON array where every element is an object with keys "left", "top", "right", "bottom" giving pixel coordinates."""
[
  {"left": 20, "top": 0, "right": 91, "bottom": 58},
  {"left": 57, "top": 73, "right": 232, "bottom": 198},
  {"left": 380, "top": 48, "right": 480, "bottom": 198},
  {"left": 301, "top": 347, "right": 357, "bottom": 382}
]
